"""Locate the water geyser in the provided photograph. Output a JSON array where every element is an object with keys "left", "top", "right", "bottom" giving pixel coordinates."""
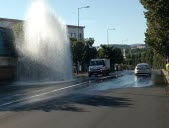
[{"left": 16, "top": 0, "right": 73, "bottom": 82}]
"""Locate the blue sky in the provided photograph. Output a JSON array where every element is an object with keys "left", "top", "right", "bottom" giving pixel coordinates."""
[{"left": 0, "top": 0, "right": 147, "bottom": 46}]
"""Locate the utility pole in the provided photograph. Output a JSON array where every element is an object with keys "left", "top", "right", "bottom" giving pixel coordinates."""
[
  {"left": 78, "top": 6, "right": 90, "bottom": 40},
  {"left": 107, "top": 28, "right": 115, "bottom": 45}
]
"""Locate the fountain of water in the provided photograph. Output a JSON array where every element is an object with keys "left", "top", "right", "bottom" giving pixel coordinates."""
[{"left": 16, "top": 0, "right": 73, "bottom": 82}]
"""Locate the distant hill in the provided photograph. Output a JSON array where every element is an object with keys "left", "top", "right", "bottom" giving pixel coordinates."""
[
  {"left": 94, "top": 43, "right": 146, "bottom": 50},
  {"left": 112, "top": 44, "right": 146, "bottom": 49},
  {"left": 130, "top": 44, "right": 145, "bottom": 47},
  {"left": 110, "top": 44, "right": 130, "bottom": 49}
]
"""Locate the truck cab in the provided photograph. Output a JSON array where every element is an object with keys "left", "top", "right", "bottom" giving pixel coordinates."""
[{"left": 88, "top": 59, "right": 110, "bottom": 77}]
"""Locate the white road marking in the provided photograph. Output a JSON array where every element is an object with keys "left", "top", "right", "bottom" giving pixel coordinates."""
[{"left": 0, "top": 81, "right": 89, "bottom": 107}]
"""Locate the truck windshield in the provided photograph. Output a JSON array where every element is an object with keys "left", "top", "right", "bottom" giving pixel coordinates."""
[{"left": 89, "top": 60, "right": 105, "bottom": 66}]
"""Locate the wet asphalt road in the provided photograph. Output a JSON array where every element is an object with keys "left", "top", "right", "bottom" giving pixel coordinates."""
[{"left": 0, "top": 70, "right": 169, "bottom": 128}]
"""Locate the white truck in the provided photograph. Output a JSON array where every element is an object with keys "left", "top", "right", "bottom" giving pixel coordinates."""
[{"left": 88, "top": 59, "right": 110, "bottom": 77}]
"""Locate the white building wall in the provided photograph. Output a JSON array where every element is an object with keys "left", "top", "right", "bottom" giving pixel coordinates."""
[
  {"left": 0, "top": 18, "right": 85, "bottom": 40},
  {"left": 67, "top": 26, "right": 84, "bottom": 40}
]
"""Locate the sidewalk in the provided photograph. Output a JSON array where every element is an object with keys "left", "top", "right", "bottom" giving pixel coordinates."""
[
  {"left": 161, "top": 69, "right": 169, "bottom": 84},
  {"left": 161, "top": 69, "right": 169, "bottom": 96},
  {"left": 73, "top": 72, "right": 88, "bottom": 77}
]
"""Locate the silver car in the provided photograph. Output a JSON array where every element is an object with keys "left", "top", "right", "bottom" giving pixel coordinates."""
[{"left": 134, "top": 63, "right": 151, "bottom": 76}]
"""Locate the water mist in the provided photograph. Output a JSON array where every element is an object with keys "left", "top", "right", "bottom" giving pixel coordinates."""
[{"left": 16, "top": 0, "right": 73, "bottom": 82}]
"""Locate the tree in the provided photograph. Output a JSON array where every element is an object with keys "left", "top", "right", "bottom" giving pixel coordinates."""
[
  {"left": 98, "top": 45, "right": 114, "bottom": 65},
  {"left": 140, "top": 0, "right": 169, "bottom": 57},
  {"left": 70, "top": 37, "right": 97, "bottom": 72},
  {"left": 85, "top": 38, "right": 95, "bottom": 47},
  {"left": 12, "top": 23, "right": 24, "bottom": 38},
  {"left": 83, "top": 38, "right": 97, "bottom": 66},
  {"left": 153, "top": 53, "right": 163, "bottom": 69},
  {"left": 141, "top": 52, "right": 146, "bottom": 63},
  {"left": 98, "top": 45, "right": 124, "bottom": 66},
  {"left": 144, "top": 48, "right": 153, "bottom": 66},
  {"left": 112, "top": 48, "right": 124, "bottom": 64},
  {"left": 70, "top": 37, "right": 85, "bottom": 65}
]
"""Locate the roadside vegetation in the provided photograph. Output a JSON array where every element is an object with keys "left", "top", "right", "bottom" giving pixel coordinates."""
[
  {"left": 124, "top": 47, "right": 163, "bottom": 69},
  {"left": 70, "top": 37, "right": 124, "bottom": 72},
  {"left": 140, "top": 0, "right": 169, "bottom": 93},
  {"left": 140, "top": 0, "right": 169, "bottom": 65}
]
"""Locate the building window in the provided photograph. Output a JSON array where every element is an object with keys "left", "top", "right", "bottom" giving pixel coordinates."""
[
  {"left": 79, "top": 33, "right": 82, "bottom": 39},
  {"left": 70, "top": 33, "right": 76, "bottom": 38}
]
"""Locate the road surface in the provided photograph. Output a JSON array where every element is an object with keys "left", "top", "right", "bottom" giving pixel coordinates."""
[{"left": 0, "top": 70, "right": 168, "bottom": 128}]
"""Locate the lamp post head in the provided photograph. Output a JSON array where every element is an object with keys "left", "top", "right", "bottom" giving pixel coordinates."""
[
  {"left": 108, "top": 28, "right": 116, "bottom": 30},
  {"left": 79, "top": 6, "right": 90, "bottom": 9},
  {"left": 107, "top": 28, "right": 116, "bottom": 45}
]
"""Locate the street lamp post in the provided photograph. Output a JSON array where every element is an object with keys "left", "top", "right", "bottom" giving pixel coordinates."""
[
  {"left": 121, "top": 39, "right": 128, "bottom": 59},
  {"left": 121, "top": 39, "right": 128, "bottom": 44},
  {"left": 78, "top": 6, "right": 90, "bottom": 41},
  {"left": 107, "top": 28, "right": 115, "bottom": 45}
]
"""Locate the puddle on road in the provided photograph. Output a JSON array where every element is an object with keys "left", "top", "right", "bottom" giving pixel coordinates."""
[
  {"left": 90, "top": 70, "right": 166, "bottom": 91},
  {"left": 152, "top": 70, "right": 167, "bottom": 87}
]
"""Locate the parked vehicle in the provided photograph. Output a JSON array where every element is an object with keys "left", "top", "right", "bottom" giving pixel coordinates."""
[
  {"left": 0, "top": 27, "right": 17, "bottom": 81},
  {"left": 88, "top": 59, "right": 110, "bottom": 77},
  {"left": 134, "top": 63, "right": 151, "bottom": 76}
]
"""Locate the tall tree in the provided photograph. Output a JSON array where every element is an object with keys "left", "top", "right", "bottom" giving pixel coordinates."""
[
  {"left": 98, "top": 45, "right": 114, "bottom": 65},
  {"left": 140, "top": 0, "right": 169, "bottom": 57},
  {"left": 112, "top": 48, "right": 124, "bottom": 64},
  {"left": 70, "top": 37, "right": 85, "bottom": 65},
  {"left": 85, "top": 38, "right": 95, "bottom": 47},
  {"left": 12, "top": 23, "right": 24, "bottom": 38},
  {"left": 83, "top": 38, "right": 97, "bottom": 66},
  {"left": 153, "top": 53, "right": 163, "bottom": 69},
  {"left": 70, "top": 37, "right": 97, "bottom": 72},
  {"left": 98, "top": 45, "right": 124, "bottom": 66}
]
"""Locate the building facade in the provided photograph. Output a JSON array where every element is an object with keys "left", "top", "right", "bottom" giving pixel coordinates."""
[
  {"left": 0, "top": 18, "right": 86, "bottom": 80},
  {"left": 67, "top": 25, "right": 85, "bottom": 40},
  {"left": 0, "top": 18, "right": 85, "bottom": 40},
  {"left": 0, "top": 27, "right": 17, "bottom": 81}
]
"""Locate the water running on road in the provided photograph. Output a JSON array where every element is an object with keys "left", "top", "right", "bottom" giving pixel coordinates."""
[
  {"left": 88, "top": 70, "right": 166, "bottom": 91},
  {"left": 0, "top": 70, "right": 166, "bottom": 109}
]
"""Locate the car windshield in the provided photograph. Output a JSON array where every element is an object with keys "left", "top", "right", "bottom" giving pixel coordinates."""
[{"left": 89, "top": 60, "right": 105, "bottom": 66}]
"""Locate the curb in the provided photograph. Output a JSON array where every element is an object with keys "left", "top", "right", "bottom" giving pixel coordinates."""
[
  {"left": 73, "top": 72, "right": 122, "bottom": 82},
  {"left": 6, "top": 72, "right": 122, "bottom": 87}
]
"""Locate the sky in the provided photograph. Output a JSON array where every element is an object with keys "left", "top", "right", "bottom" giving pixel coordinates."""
[{"left": 0, "top": 0, "right": 147, "bottom": 46}]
